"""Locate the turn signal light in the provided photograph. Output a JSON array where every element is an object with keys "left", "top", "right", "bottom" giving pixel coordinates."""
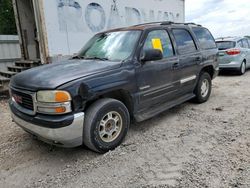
[
  {"left": 55, "top": 91, "right": 71, "bottom": 102},
  {"left": 226, "top": 49, "right": 241, "bottom": 55},
  {"left": 55, "top": 106, "right": 67, "bottom": 113}
]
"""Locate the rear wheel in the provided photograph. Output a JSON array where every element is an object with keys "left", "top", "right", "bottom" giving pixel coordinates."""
[
  {"left": 193, "top": 72, "right": 212, "bottom": 103},
  {"left": 83, "top": 98, "right": 130, "bottom": 153},
  {"left": 239, "top": 61, "right": 246, "bottom": 75}
]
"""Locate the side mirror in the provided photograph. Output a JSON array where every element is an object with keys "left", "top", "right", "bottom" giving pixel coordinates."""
[{"left": 140, "top": 49, "right": 163, "bottom": 62}]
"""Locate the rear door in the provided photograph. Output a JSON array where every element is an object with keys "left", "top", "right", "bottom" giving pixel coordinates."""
[
  {"left": 242, "top": 38, "right": 250, "bottom": 68},
  {"left": 170, "top": 28, "right": 202, "bottom": 96},
  {"left": 136, "top": 29, "right": 179, "bottom": 110},
  {"left": 247, "top": 39, "right": 250, "bottom": 68},
  {"left": 191, "top": 27, "right": 217, "bottom": 74}
]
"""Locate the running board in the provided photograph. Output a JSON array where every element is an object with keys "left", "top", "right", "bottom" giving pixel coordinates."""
[{"left": 134, "top": 94, "right": 195, "bottom": 122}]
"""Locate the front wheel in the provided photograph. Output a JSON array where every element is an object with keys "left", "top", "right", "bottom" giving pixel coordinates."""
[
  {"left": 193, "top": 72, "right": 212, "bottom": 103},
  {"left": 83, "top": 98, "right": 130, "bottom": 153}
]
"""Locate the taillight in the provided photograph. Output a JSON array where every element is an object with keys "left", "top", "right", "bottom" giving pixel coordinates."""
[{"left": 226, "top": 49, "right": 241, "bottom": 55}]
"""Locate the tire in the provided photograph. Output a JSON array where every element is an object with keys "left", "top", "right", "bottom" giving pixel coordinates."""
[
  {"left": 239, "top": 61, "right": 246, "bottom": 75},
  {"left": 193, "top": 72, "right": 212, "bottom": 103},
  {"left": 83, "top": 98, "right": 130, "bottom": 153}
]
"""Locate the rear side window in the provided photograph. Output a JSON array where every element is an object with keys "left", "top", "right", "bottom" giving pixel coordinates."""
[
  {"left": 216, "top": 41, "right": 236, "bottom": 50},
  {"left": 143, "top": 30, "right": 174, "bottom": 58},
  {"left": 172, "top": 29, "right": 197, "bottom": 54},
  {"left": 242, "top": 39, "right": 249, "bottom": 48},
  {"left": 238, "top": 40, "right": 243, "bottom": 48},
  {"left": 192, "top": 27, "right": 216, "bottom": 49}
]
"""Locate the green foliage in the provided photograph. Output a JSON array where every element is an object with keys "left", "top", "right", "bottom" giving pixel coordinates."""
[{"left": 0, "top": 0, "right": 17, "bottom": 35}]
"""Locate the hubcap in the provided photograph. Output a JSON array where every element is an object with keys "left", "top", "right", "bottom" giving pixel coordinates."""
[
  {"left": 201, "top": 79, "right": 209, "bottom": 98},
  {"left": 98, "top": 111, "right": 123, "bottom": 143}
]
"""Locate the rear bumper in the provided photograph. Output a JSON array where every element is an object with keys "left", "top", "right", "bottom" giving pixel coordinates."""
[
  {"left": 10, "top": 101, "right": 84, "bottom": 148},
  {"left": 219, "top": 61, "right": 242, "bottom": 70}
]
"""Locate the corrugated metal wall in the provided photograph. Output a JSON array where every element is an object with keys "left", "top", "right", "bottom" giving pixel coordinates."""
[{"left": 0, "top": 35, "right": 21, "bottom": 61}]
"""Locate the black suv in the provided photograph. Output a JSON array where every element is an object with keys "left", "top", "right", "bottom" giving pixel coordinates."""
[{"left": 9, "top": 22, "right": 218, "bottom": 153}]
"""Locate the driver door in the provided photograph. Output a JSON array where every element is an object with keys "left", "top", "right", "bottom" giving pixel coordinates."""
[{"left": 136, "top": 29, "right": 179, "bottom": 110}]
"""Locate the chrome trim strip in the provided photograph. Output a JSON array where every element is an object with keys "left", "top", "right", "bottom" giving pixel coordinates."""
[
  {"left": 139, "top": 85, "right": 151, "bottom": 90},
  {"left": 180, "top": 75, "right": 197, "bottom": 84},
  {"left": 143, "top": 84, "right": 174, "bottom": 97}
]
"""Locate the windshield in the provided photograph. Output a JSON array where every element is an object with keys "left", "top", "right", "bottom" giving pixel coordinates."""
[
  {"left": 77, "top": 31, "right": 141, "bottom": 61},
  {"left": 216, "top": 41, "right": 236, "bottom": 50}
]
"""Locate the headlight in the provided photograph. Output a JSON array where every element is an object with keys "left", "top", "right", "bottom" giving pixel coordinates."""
[
  {"left": 37, "top": 90, "right": 71, "bottom": 103},
  {"left": 36, "top": 90, "right": 72, "bottom": 115}
]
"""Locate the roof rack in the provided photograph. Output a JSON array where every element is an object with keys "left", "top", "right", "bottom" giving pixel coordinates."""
[
  {"left": 184, "top": 22, "right": 202, "bottom": 27},
  {"left": 132, "top": 21, "right": 202, "bottom": 27},
  {"left": 216, "top": 36, "right": 240, "bottom": 40},
  {"left": 132, "top": 21, "right": 165, "bottom": 27}
]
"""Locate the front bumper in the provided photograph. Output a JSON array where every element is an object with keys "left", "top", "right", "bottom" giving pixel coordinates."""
[{"left": 10, "top": 104, "right": 84, "bottom": 148}]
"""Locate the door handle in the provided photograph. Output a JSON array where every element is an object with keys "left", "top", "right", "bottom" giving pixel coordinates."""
[
  {"left": 172, "top": 62, "right": 179, "bottom": 69},
  {"left": 195, "top": 57, "right": 202, "bottom": 62}
]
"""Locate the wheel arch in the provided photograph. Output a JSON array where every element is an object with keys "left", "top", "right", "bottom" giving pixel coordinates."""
[
  {"left": 200, "top": 65, "right": 214, "bottom": 79},
  {"left": 85, "top": 89, "right": 134, "bottom": 116}
]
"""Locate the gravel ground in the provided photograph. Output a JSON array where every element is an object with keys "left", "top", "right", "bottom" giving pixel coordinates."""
[{"left": 0, "top": 72, "right": 250, "bottom": 188}]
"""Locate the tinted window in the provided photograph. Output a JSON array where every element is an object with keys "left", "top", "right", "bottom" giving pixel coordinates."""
[
  {"left": 172, "top": 29, "right": 197, "bottom": 54},
  {"left": 216, "top": 41, "right": 236, "bottom": 50},
  {"left": 242, "top": 39, "right": 249, "bottom": 48},
  {"left": 143, "top": 30, "right": 174, "bottom": 58},
  {"left": 192, "top": 27, "right": 216, "bottom": 49}
]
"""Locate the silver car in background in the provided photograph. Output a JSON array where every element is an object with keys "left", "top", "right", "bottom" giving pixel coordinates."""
[{"left": 216, "top": 37, "right": 250, "bottom": 75}]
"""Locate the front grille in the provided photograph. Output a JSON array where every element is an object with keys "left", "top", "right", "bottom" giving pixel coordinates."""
[{"left": 11, "top": 89, "right": 34, "bottom": 111}]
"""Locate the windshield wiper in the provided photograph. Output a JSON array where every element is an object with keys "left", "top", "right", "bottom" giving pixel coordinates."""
[
  {"left": 72, "top": 55, "right": 86, "bottom": 59},
  {"left": 84, "top": 57, "right": 109, "bottom": 61}
]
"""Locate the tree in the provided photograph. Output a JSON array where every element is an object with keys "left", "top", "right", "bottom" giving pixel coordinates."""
[{"left": 0, "top": 0, "right": 17, "bottom": 34}]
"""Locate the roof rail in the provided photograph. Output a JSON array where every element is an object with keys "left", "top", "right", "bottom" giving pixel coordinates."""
[
  {"left": 132, "top": 21, "right": 202, "bottom": 27},
  {"left": 132, "top": 21, "right": 164, "bottom": 27},
  {"left": 184, "top": 22, "right": 202, "bottom": 27},
  {"left": 160, "top": 21, "right": 175, "bottom": 25}
]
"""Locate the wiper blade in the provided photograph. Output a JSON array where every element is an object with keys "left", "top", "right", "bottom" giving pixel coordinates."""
[
  {"left": 84, "top": 57, "right": 109, "bottom": 61},
  {"left": 72, "top": 55, "right": 85, "bottom": 59}
]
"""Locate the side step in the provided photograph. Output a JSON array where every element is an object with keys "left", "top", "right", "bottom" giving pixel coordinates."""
[
  {"left": 15, "top": 60, "right": 40, "bottom": 68},
  {"left": 134, "top": 94, "right": 195, "bottom": 122},
  {"left": 0, "top": 71, "right": 17, "bottom": 78},
  {"left": 8, "top": 65, "right": 29, "bottom": 73},
  {"left": 0, "top": 59, "right": 41, "bottom": 92},
  {"left": 0, "top": 76, "right": 10, "bottom": 91}
]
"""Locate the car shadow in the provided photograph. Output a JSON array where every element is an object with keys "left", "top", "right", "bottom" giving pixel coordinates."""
[{"left": 218, "top": 70, "right": 242, "bottom": 76}]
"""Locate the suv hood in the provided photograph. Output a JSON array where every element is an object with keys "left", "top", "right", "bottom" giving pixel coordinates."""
[{"left": 10, "top": 59, "right": 121, "bottom": 91}]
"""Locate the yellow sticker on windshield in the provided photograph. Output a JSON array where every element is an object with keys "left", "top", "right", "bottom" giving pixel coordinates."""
[{"left": 152, "top": 38, "right": 163, "bottom": 52}]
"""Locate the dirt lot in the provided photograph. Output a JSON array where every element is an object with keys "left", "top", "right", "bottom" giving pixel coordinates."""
[{"left": 0, "top": 72, "right": 250, "bottom": 188}]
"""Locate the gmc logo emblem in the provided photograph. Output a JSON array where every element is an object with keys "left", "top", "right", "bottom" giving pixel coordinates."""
[{"left": 13, "top": 94, "right": 22, "bottom": 104}]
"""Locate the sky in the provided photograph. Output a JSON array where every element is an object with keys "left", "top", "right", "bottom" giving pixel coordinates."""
[{"left": 185, "top": 0, "right": 250, "bottom": 38}]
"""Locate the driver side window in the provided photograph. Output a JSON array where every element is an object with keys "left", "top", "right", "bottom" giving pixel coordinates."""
[{"left": 143, "top": 30, "right": 174, "bottom": 58}]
